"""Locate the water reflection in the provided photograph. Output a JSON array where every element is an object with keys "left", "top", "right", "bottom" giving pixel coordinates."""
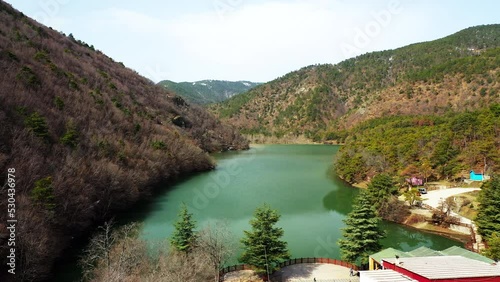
[{"left": 322, "top": 189, "right": 358, "bottom": 215}]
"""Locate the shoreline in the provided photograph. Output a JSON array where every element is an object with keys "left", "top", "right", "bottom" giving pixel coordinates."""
[
  {"left": 407, "top": 221, "right": 470, "bottom": 243},
  {"left": 345, "top": 178, "right": 476, "bottom": 247},
  {"left": 244, "top": 134, "right": 343, "bottom": 145}
]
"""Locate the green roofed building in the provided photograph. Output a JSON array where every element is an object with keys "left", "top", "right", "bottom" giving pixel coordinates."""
[
  {"left": 407, "top": 246, "right": 443, "bottom": 257},
  {"left": 369, "top": 246, "right": 494, "bottom": 270},
  {"left": 369, "top": 248, "right": 413, "bottom": 270},
  {"left": 441, "top": 246, "right": 495, "bottom": 264}
]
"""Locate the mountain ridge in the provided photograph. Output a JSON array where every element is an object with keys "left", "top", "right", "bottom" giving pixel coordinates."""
[
  {"left": 211, "top": 24, "right": 500, "bottom": 141},
  {"left": 158, "top": 79, "right": 261, "bottom": 105}
]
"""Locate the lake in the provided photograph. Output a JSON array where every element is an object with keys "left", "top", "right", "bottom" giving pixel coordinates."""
[
  {"left": 54, "top": 144, "right": 461, "bottom": 281},
  {"left": 131, "top": 144, "right": 460, "bottom": 263}
]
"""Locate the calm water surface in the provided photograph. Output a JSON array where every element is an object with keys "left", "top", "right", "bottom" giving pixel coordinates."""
[{"left": 134, "top": 145, "right": 460, "bottom": 263}]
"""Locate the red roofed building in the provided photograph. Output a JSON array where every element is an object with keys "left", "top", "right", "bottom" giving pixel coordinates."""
[{"left": 381, "top": 255, "right": 500, "bottom": 282}]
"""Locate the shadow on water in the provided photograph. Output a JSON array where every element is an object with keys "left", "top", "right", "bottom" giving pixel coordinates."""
[
  {"left": 322, "top": 188, "right": 359, "bottom": 216},
  {"left": 51, "top": 171, "right": 206, "bottom": 282},
  {"left": 117, "top": 171, "right": 209, "bottom": 224},
  {"left": 322, "top": 164, "right": 360, "bottom": 216}
]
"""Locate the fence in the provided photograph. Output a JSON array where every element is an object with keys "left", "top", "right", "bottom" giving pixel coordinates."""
[
  {"left": 219, "top": 258, "right": 358, "bottom": 281},
  {"left": 278, "top": 257, "right": 359, "bottom": 270},
  {"left": 219, "top": 264, "right": 254, "bottom": 281}
]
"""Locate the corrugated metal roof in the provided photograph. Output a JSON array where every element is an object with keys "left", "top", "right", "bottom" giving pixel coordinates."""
[
  {"left": 383, "top": 255, "right": 500, "bottom": 279},
  {"left": 370, "top": 248, "right": 413, "bottom": 263},
  {"left": 360, "top": 270, "right": 417, "bottom": 282},
  {"left": 407, "top": 246, "right": 443, "bottom": 257},
  {"left": 441, "top": 245, "right": 495, "bottom": 264},
  {"left": 371, "top": 246, "right": 495, "bottom": 267}
]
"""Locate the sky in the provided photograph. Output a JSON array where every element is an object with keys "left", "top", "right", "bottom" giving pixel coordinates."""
[{"left": 4, "top": 0, "right": 500, "bottom": 83}]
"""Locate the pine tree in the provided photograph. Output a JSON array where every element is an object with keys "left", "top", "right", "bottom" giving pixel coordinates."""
[
  {"left": 366, "top": 174, "right": 398, "bottom": 210},
  {"left": 24, "top": 112, "right": 49, "bottom": 140},
  {"left": 170, "top": 204, "right": 197, "bottom": 253},
  {"left": 483, "top": 232, "right": 500, "bottom": 261},
  {"left": 240, "top": 204, "right": 290, "bottom": 274},
  {"left": 31, "top": 176, "right": 56, "bottom": 210},
  {"left": 476, "top": 177, "right": 500, "bottom": 238},
  {"left": 338, "top": 191, "right": 385, "bottom": 266}
]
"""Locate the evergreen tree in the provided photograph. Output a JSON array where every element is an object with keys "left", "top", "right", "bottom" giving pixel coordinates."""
[
  {"left": 60, "top": 122, "right": 79, "bottom": 148},
  {"left": 240, "top": 204, "right": 290, "bottom": 274},
  {"left": 24, "top": 112, "right": 49, "bottom": 140},
  {"left": 170, "top": 204, "right": 197, "bottom": 253},
  {"left": 366, "top": 174, "right": 398, "bottom": 210},
  {"left": 483, "top": 232, "right": 500, "bottom": 261},
  {"left": 31, "top": 176, "right": 56, "bottom": 210},
  {"left": 476, "top": 177, "right": 500, "bottom": 238},
  {"left": 338, "top": 190, "right": 385, "bottom": 266}
]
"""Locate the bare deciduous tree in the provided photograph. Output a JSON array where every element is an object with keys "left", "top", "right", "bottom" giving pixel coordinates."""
[{"left": 198, "top": 221, "right": 235, "bottom": 282}]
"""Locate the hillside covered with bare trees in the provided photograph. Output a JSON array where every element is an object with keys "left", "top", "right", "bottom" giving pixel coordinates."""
[{"left": 0, "top": 2, "right": 248, "bottom": 280}]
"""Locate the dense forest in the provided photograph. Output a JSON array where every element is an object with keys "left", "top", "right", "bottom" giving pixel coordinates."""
[
  {"left": 334, "top": 106, "right": 500, "bottom": 183},
  {"left": 0, "top": 2, "right": 247, "bottom": 281},
  {"left": 158, "top": 80, "right": 261, "bottom": 105},
  {"left": 211, "top": 25, "right": 500, "bottom": 141}
]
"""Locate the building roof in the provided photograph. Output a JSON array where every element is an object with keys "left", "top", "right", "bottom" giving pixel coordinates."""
[
  {"left": 370, "top": 248, "right": 413, "bottom": 264},
  {"left": 383, "top": 256, "right": 500, "bottom": 279},
  {"left": 407, "top": 246, "right": 443, "bottom": 257},
  {"left": 371, "top": 246, "right": 494, "bottom": 264},
  {"left": 441, "top": 245, "right": 495, "bottom": 264},
  {"left": 360, "top": 269, "right": 417, "bottom": 282}
]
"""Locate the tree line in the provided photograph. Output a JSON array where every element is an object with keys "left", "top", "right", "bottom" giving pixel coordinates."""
[
  {"left": 476, "top": 177, "right": 500, "bottom": 260},
  {"left": 335, "top": 105, "right": 500, "bottom": 184}
]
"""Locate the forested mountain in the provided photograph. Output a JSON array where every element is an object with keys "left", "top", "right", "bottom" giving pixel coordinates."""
[
  {"left": 158, "top": 79, "right": 261, "bottom": 105},
  {"left": 211, "top": 25, "right": 500, "bottom": 141},
  {"left": 0, "top": 2, "right": 247, "bottom": 281},
  {"left": 334, "top": 106, "right": 500, "bottom": 184}
]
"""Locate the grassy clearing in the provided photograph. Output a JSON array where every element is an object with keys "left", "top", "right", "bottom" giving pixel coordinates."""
[{"left": 453, "top": 190, "right": 480, "bottom": 220}]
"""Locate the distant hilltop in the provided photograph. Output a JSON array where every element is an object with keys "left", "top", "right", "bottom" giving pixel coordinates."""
[
  {"left": 158, "top": 79, "right": 261, "bottom": 105},
  {"left": 211, "top": 24, "right": 500, "bottom": 140}
]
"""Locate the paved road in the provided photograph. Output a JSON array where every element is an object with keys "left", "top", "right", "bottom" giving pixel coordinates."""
[
  {"left": 273, "top": 263, "right": 359, "bottom": 282},
  {"left": 422, "top": 187, "right": 480, "bottom": 209},
  {"left": 224, "top": 264, "right": 360, "bottom": 282},
  {"left": 422, "top": 187, "right": 481, "bottom": 224}
]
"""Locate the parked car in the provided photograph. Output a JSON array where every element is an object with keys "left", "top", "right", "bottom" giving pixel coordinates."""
[{"left": 418, "top": 187, "right": 427, "bottom": 194}]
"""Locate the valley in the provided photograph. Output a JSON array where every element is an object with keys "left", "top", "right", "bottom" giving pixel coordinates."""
[{"left": 0, "top": 1, "right": 499, "bottom": 281}]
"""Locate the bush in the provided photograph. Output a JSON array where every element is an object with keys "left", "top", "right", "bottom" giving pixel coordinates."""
[
  {"left": 24, "top": 112, "right": 50, "bottom": 140},
  {"left": 151, "top": 141, "right": 166, "bottom": 150},
  {"left": 54, "top": 96, "right": 64, "bottom": 110},
  {"left": 17, "top": 66, "right": 41, "bottom": 89},
  {"left": 31, "top": 176, "right": 56, "bottom": 210},
  {"left": 60, "top": 123, "right": 78, "bottom": 148},
  {"left": 378, "top": 196, "right": 410, "bottom": 223}
]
